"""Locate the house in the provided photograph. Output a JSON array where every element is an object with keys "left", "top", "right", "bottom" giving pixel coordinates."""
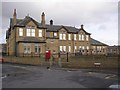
[
  {"left": 107, "top": 45, "right": 120, "bottom": 55},
  {"left": 6, "top": 9, "right": 108, "bottom": 56},
  {"left": 90, "top": 38, "right": 108, "bottom": 55},
  {"left": 0, "top": 44, "right": 7, "bottom": 55}
]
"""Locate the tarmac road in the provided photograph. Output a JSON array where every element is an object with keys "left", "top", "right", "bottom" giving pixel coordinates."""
[{"left": 2, "top": 63, "right": 118, "bottom": 88}]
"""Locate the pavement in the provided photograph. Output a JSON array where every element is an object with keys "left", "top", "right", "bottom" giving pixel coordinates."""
[{"left": 1, "top": 63, "right": 119, "bottom": 88}]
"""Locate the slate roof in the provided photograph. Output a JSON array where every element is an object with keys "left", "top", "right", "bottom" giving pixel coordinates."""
[
  {"left": 90, "top": 38, "right": 108, "bottom": 46},
  {"left": 9, "top": 16, "right": 107, "bottom": 45},
  {"left": 9, "top": 16, "right": 90, "bottom": 34},
  {"left": 10, "top": 16, "right": 43, "bottom": 28}
]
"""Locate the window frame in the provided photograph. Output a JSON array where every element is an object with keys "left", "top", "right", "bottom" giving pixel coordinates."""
[
  {"left": 68, "top": 46, "right": 71, "bottom": 52},
  {"left": 86, "top": 35, "right": 89, "bottom": 41},
  {"left": 39, "top": 29, "right": 42, "bottom": 37},
  {"left": 19, "top": 28, "right": 23, "bottom": 36},
  {"left": 74, "top": 34, "right": 77, "bottom": 40},
  {"left": 54, "top": 32, "right": 57, "bottom": 37},
  {"left": 68, "top": 34, "right": 71, "bottom": 40},
  {"left": 26, "top": 28, "right": 35, "bottom": 37},
  {"left": 82, "top": 34, "right": 84, "bottom": 41}
]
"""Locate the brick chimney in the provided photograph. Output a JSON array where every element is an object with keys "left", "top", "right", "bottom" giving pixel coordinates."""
[
  {"left": 41, "top": 12, "right": 45, "bottom": 27},
  {"left": 13, "top": 9, "right": 17, "bottom": 25}
]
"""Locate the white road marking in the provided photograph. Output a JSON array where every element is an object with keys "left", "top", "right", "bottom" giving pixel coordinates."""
[
  {"left": 1, "top": 75, "right": 7, "bottom": 79},
  {"left": 109, "top": 84, "right": 120, "bottom": 88}
]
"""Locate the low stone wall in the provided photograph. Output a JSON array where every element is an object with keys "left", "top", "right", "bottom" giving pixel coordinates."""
[{"left": 3, "top": 56, "right": 44, "bottom": 65}]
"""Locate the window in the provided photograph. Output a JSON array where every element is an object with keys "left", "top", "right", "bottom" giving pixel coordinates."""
[
  {"left": 59, "top": 34, "right": 62, "bottom": 40},
  {"left": 63, "top": 34, "right": 66, "bottom": 40},
  {"left": 59, "top": 33, "right": 66, "bottom": 40},
  {"left": 82, "top": 35, "right": 84, "bottom": 41},
  {"left": 60, "top": 46, "right": 66, "bottom": 52},
  {"left": 68, "top": 46, "right": 71, "bottom": 52},
  {"left": 60, "top": 46, "right": 62, "bottom": 51},
  {"left": 27, "top": 29, "right": 30, "bottom": 36},
  {"left": 74, "top": 34, "right": 76, "bottom": 40},
  {"left": 74, "top": 46, "right": 77, "bottom": 52},
  {"left": 35, "top": 44, "right": 41, "bottom": 53},
  {"left": 63, "top": 46, "right": 66, "bottom": 51},
  {"left": 79, "top": 35, "right": 81, "bottom": 40},
  {"left": 68, "top": 34, "right": 71, "bottom": 40},
  {"left": 31, "top": 29, "right": 35, "bottom": 36},
  {"left": 82, "top": 46, "right": 85, "bottom": 50},
  {"left": 86, "top": 46, "right": 89, "bottom": 50},
  {"left": 46, "top": 32, "right": 50, "bottom": 37},
  {"left": 23, "top": 43, "right": 31, "bottom": 53},
  {"left": 99, "top": 46, "right": 101, "bottom": 50},
  {"left": 97, "top": 46, "right": 100, "bottom": 50},
  {"left": 39, "top": 30, "right": 42, "bottom": 37},
  {"left": 19, "top": 28, "right": 23, "bottom": 36},
  {"left": 54, "top": 32, "right": 57, "bottom": 37},
  {"left": 26, "top": 28, "right": 35, "bottom": 37},
  {"left": 79, "top": 46, "right": 82, "bottom": 49},
  {"left": 86, "top": 35, "right": 89, "bottom": 41}
]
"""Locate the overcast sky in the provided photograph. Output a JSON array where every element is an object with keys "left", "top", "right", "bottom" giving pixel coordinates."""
[{"left": 0, "top": 0, "right": 119, "bottom": 45}]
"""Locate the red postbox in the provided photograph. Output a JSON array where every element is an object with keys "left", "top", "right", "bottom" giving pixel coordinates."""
[{"left": 45, "top": 50, "right": 51, "bottom": 61}]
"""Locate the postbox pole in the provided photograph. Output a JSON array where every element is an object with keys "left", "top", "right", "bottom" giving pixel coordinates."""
[{"left": 67, "top": 52, "right": 68, "bottom": 62}]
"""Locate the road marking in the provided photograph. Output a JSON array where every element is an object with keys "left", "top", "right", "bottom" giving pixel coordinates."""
[
  {"left": 1, "top": 75, "right": 7, "bottom": 79},
  {"left": 105, "top": 75, "right": 117, "bottom": 80},
  {"left": 11, "top": 65, "right": 26, "bottom": 69},
  {"left": 109, "top": 84, "right": 120, "bottom": 88}
]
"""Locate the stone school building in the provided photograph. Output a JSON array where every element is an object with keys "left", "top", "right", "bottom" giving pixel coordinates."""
[{"left": 6, "top": 9, "right": 108, "bottom": 56}]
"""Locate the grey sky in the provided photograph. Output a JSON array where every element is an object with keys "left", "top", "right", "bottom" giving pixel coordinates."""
[{"left": 0, "top": 0, "right": 119, "bottom": 45}]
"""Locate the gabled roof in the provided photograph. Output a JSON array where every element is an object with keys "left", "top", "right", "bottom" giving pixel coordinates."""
[
  {"left": 9, "top": 16, "right": 90, "bottom": 34},
  {"left": 90, "top": 38, "right": 108, "bottom": 46},
  {"left": 46, "top": 24, "right": 90, "bottom": 34},
  {"left": 10, "top": 16, "right": 44, "bottom": 28}
]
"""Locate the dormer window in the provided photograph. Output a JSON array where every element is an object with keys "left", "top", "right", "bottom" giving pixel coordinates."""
[{"left": 19, "top": 28, "right": 23, "bottom": 36}]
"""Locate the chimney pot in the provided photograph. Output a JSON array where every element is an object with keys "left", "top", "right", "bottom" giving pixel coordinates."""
[
  {"left": 81, "top": 24, "right": 83, "bottom": 29},
  {"left": 50, "top": 20, "right": 53, "bottom": 25}
]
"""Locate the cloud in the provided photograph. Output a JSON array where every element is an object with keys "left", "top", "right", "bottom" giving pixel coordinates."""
[{"left": 1, "top": 1, "right": 118, "bottom": 45}]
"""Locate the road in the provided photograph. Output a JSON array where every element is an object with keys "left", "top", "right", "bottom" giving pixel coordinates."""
[{"left": 2, "top": 63, "right": 118, "bottom": 88}]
